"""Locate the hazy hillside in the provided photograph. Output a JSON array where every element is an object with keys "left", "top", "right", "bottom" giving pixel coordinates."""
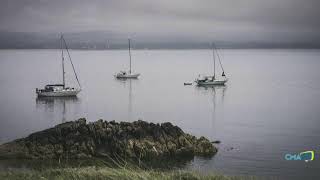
[{"left": 0, "top": 31, "right": 319, "bottom": 49}]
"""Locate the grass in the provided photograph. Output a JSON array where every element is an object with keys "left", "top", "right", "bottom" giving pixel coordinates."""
[
  {"left": 0, "top": 156, "right": 262, "bottom": 180},
  {"left": 0, "top": 166, "right": 256, "bottom": 180}
]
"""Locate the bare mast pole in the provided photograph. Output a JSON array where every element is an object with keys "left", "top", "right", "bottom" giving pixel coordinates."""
[
  {"left": 61, "top": 35, "right": 82, "bottom": 89},
  {"left": 61, "top": 34, "right": 65, "bottom": 87},
  {"left": 212, "top": 43, "right": 215, "bottom": 79},
  {"left": 213, "top": 43, "right": 226, "bottom": 77},
  {"left": 128, "top": 39, "right": 132, "bottom": 74}
]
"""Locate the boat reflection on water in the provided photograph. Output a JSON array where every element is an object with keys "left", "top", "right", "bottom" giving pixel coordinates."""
[
  {"left": 195, "top": 85, "right": 227, "bottom": 140},
  {"left": 195, "top": 85, "right": 227, "bottom": 104},
  {"left": 36, "top": 96, "right": 79, "bottom": 123},
  {"left": 115, "top": 77, "right": 139, "bottom": 122}
]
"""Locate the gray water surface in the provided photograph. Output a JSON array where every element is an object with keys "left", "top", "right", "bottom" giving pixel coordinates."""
[{"left": 0, "top": 49, "right": 320, "bottom": 179}]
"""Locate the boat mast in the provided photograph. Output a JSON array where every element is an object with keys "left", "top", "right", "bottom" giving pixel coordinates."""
[
  {"left": 212, "top": 43, "right": 215, "bottom": 79},
  {"left": 128, "top": 39, "right": 132, "bottom": 74},
  {"left": 61, "top": 35, "right": 82, "bottom": 89},
  {"left": 61, "top": 35, "right": 65, "bottom": 87},
  {"left": 213, "top": 43, "right": 226, "bottom": 77}
]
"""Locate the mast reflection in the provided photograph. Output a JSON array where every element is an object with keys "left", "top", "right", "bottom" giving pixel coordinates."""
[
  {"left": 36, "top": 96, "right": 79, "bottom": 123},
  {"left": 115, "top": 78, "right": 137, "bottom": 121},
  {"left": 195, "top": 85, "right": 227, "bottom": 140}
]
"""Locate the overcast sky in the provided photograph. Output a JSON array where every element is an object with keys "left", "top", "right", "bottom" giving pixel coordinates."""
[{"left": 1, "top": 0, "right": 320, "bottom": 43}]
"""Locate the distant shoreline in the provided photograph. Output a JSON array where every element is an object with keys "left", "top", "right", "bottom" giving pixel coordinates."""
[{"left": 0, "top": 47, "right": 320, "bottom": 50}]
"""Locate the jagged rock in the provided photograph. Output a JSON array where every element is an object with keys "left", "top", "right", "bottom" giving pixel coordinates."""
[{"left": 0, "top": 118, "right": 217, "bottom": 161}]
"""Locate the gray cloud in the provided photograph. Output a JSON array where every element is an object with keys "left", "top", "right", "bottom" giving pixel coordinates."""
[{"left": 1, "top": 0, "right": 320, "bottom": 43}]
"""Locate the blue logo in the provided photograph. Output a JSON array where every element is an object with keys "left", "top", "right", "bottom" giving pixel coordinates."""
[{"left": 285, "top": 150, "right": 315, "bottom": 162}]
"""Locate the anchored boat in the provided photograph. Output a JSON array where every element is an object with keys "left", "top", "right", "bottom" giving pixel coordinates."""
[
  {"left": 36, "top": 35, "right": 81, "bottom": 97},
  {"left": 115, "top": 39, "right": 140, "bottom": 79},
  {"left": 195, "top": 43, "right": 228, "bottom": 86}
]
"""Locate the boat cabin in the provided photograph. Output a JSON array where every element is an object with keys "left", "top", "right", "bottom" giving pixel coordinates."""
[
  {"left": 120, "top": 71, "right": 127, "bottom": 75},
  {"left": 36, "top": 84, "right": 76, "bottom": 93},
  {"left": 44, "top": 84, "right": 65, "bottom": 91},
  {"left": 197, "top": 75, "right": 215, "bottom": 82}
]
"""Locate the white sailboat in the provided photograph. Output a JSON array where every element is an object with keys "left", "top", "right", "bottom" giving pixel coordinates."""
[
  {"left": 195, "top": 43, "right": 228, "bottom": 86},
  {"left": 115, "top": 39, "right": 140, "bottom": 78},
  {"left": 36, "top": 35, "right": 81, "bottom": 97}
]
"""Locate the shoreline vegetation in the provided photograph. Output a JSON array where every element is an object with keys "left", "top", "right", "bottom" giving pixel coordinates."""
[
  {"left": 0, "top": 119, "right": 260, "bottom": 179},
  {"left": 0, "top": 166, "right": 257, "bottom": 180}
]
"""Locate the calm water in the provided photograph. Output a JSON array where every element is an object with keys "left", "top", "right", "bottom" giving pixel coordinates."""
[{"left": 0, "top": 49, "right": 320, "bottom": 179}]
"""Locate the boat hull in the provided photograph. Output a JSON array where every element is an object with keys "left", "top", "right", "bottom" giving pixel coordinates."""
[
  {"left": 196, "top": 79, "right": 227, "bottom": 86},
  {"left": 37, "top": 89, "right": 80, "bottom": 97},
  {"left": 115, "top": 73, "right": 140, "bottom": 79}
]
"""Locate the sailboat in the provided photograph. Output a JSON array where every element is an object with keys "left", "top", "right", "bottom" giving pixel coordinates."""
[
  {"left": 115, "top": 39, "right": 140, "bottom": 78},
  {"left": 195, "top": 43, "right": 228, "bottom": 86},
  {"left": 36, "top": 35, "right": 81, "bottom": 97}
]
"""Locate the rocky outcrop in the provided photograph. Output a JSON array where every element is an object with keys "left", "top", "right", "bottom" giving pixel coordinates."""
[{"left": 0, "top": 118, "right": 217, "bottom": 161}]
